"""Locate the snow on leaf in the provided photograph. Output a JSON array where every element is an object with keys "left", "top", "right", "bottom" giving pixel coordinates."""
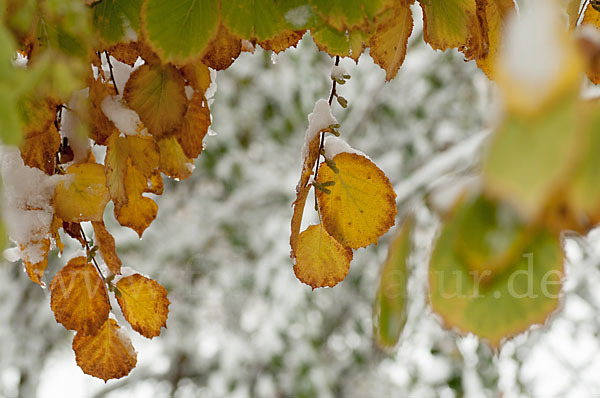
[
  {"left": 201, "top": 24, "right": 242, "bottom": 71},
  {"left": 373, "top": 218, "right": 412, "bottom": 350},
  {"left": 19, "top": 96, "right": 61, "bottom": 175},
  {"left": 142, "top": 0, "right": 219, "bottom": 63},
  {"left": 105, "top": 133, "right": 161, "bottom": 237},
  {"left": 49, "top": 256, "right": 110, "bottom": 335},
  {"left": 123, "top": 63, "right": 187, "bottom": 138},
  {"left": 369, "top": 0, "right": 415, "bottom": 81},
  {"left": 293, "top": 224, "right": 352, "bottom": 289},
  {"left": 157, "top": 136, "right": 193, "bottom": 180},
  {"left": 88, "top": 77, "right": 118, "bottom": 146},
  {"left": 418, "top": 0, "right": 479, "bottom": 52},
  {"left": 115, "top": 273, "right": 170, "bottom": 338},
  {"left": 72, "top": 318, "right": 137, "bottom": 381},
  {"left": 316, "top": 152, "right": 397, "bottom": 249},
  {"left": 92, "top": 220, "right": 122, "bottom": 275},
  {"left": 53, "top": 163, "right": 111, "bottom": 223},
  {"left": 428, "top": 195, "right": 563, "bottom": 349}
]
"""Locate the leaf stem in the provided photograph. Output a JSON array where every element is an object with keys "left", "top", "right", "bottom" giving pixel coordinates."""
[{"left": 314, "top": 56, "right": 340, "bottom": 214}]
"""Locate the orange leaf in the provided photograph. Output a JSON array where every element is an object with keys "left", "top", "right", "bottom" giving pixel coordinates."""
[
  {"left": 182, "top": 62, "right": 212, "bottom": 97},
  {"left": 175, "top": 94, "right": 211, "bottom": 159},
  {"left": 293, "top": 224, "right": 353, "bottom": 289},
  {"left": 22, "top": 238, "right": 50, "bottom": 286},
  {"left": 116, "top": 274, "right": 170, "bottom": 338},
  {"left": 88, "top": 77, "right": 118, "bottom": 146},
  {"left": 105, "top": 133, "right": 161, "bottom": 237},
  {"left": 202, "top": 23, "right": 242, "bottom": 70},
  {"left": 123, "top": 63, "right": 188, "bottom": 138},
  {"left": 53, "top": 163, "right": 111, "bottom": 223},
  {"left": 259, "top": 30, "right": 305, "bottom": 53},
  {"left": 369, "top": 0, "right": 414, "bottom": 81},
  {"left": 92, "top": 220, "right": 122, "bottom": 275},
  {"left": 106, "top": 41, "right": 142, "bottom": 66},
  {"left": 73, "top": 319, "right": 137, "bottom": 381},
  {"left": 316, "top": 153, "right": 397, "bottom": 249},
  {"left": 49, "top": 256, "right": 110, "bottom": 335},
  {"left": 581, "top": 2, "right": 600, "bottom": 84}
]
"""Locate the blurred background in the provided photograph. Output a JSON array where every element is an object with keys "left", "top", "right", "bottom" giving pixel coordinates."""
[{"left": 3, "top": 4, "right": 600, "bottom": 397}]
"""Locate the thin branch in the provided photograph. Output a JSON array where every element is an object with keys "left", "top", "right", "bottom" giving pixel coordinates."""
[
  {"left": 105, "top": 50, "right": 119, "bottom": 96},
  {"left": 313, "top": 56, "right": 340, "bottom": 212}
]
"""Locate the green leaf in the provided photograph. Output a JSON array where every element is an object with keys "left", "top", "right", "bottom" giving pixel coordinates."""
[
  {"left": 373, "top": 218, "right": 412, "bottom": 350},
  {"left": 429, "top": 195, "right": 563, "bottom": 349},
  {"left": 142, "top": 0, "right": 219, "bottom": 63},
  {"left": 418, "top": 0, "right": 477, "bottom": 51},
  {"left": 309, "top": 0, "right": 389, "bottom": 30},
  {"left": 92, "top": 0, "right": 143, "bottom": 45},
  {"left": 221, "top": 0, "right": 289, "bottom": 41},
  {"left": 483, "top": 94, "right": 581, "bottom": 221}
]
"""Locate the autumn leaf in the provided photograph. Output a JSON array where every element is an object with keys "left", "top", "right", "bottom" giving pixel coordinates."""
[
  {"left": 181, "top": 62, "right": 212, "bottom": 97},
  {"left": 309, "top": 0, "right": 390, "bottom": 31},
  {"left": 73, "top": 319, "right": 137, "bottom": 381},
  {"left": 581, "top": 2, "right": 600, "bottom": 84},
  {"left": 157, "top": 137, "right": 193, "bottom": 180},
  {"left": 106, "top": 41, "right": 142, "bottom": 66},
  {"left": 428, "top": 195, "right": 563, "bottom": 349},
  {"left": 53, "top": 163, "right": 111, "bottom": 223},
  {"left": 316, "top": 152, "right": 397, "bottom": 249},
  {"left": 418, "top": 0, "right": 479, "bottom": 52},
  {"left": 50, "top": 256, "right": 110, "bottom": 335},
  {"left": 293, "top": 224, "right": 353, "bottom": 289},
  {"left": 92, "top": 220, "right": 122, "bottom": 275},
  {"left": 123, "top": 63, "right": 187, "bottom": 138},
  {"left": 174, "top": 94, "right": 210, "bottom": 160},
  {"left": 373, "top": 218, "right": 412, "bottom": 350},
  {"left": 369, "top": 0, "right": 414, "bottom": 81},
  {"left": 88, "top": 77, "right": 118, "bottom": 145},
  {"left": 105, "top": 133, "right": 162, "bottom": 237},
  {"left": 259, "top": 30, "right": 306, "bottom": 53},
  {"left": 19, "top": 96, "right": 61, "bottom": 175},
  {"left": 474, "top": 0, "right": 516, "bottom": 79},
  {"left": 22, "top": 238, "right": 50, "bottom": 286},
  {"left": 115, "top": 273, "right": 169, "bottom": 338},
  {"left": 201, "top": 24, "right": 242, "bottom": 71}
]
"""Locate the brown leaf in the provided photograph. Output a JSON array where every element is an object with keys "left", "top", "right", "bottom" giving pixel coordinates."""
[
  {"left": 106, "top": 41, "right": 141, "bottom": 66},
  {"left": 202, "top": 24, "right": 242, "bottom": 70},
  {"left": 175, "top": 94, "right": 210, "bottom": 159},
  {"left": 88, "top": 77, "right": 118, "bottom": 145},
  {"left": 92, "top": 220, "right": 122, "bottom": 275},
  {"left": 73, "top": 319, "right": 137, "bottom": 381},
  {"left": 22, "top": 238, "right": 50, "bottom": 286},
  {"left": 259, "top": 30, "right": 305, "bottom": 53},
  {"left": 49, "top": 256, "right": 110, "bottom": 335},
  {"left": 116, "top": 274, "right": 170, "bottom": 338}
]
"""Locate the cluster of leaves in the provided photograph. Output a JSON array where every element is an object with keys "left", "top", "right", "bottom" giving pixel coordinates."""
[
  {"left": 5, "top": 0, "right": 600, "bottom": 382},
  {"left": 289, "top": 71, "right": 397, "bottom": 289},
  {"left": 374, "top": 0, "right": 600, "bottom": 350}
]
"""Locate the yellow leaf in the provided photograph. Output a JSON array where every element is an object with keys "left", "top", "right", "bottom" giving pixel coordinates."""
[
  {"left": 105, "top": 133, "right": 161, "bottom": 237},
  {"left": 182, "top": 62, "right": 212, "bottom": 98},
  {"left": 202, "top": 23, "right": 242, "bottom": 70},
  {"left": 72, "top": 319, "right": 137, "bottom": 381},
  {"left": 474, "top": 0, "right": 516, "bottom": 79},
  {"left": 123, "top": 63, "right": 187, "bottom": 138},
  {"left": 19, "top": 96, "right": 61, "bottom": 175},
  {"left": 316, "top": 153, "right": 397, "bottom": 249},
  {"left": 419, "top": 0, "right": 478, "bottom": 52},
  {"left": 369, "top": 1, "right": 415, "bottom": 81},
  {"left": 157, "top": 137, "right": 193, "bottom": 180},
  {"left": 53, "top": 163, "right": 111, "bottom": 223},
  {"left": 116, "top": 274, "right": 170, "bottom": 338},
  {"left": 92, "top": 220, "right": 122, "bottom": 275},
  {"left": 293, "top": 224, "right": 353, "bottom": 289},
  {"left": 49, "top": 256, "right": 110, "bottom": 335},
  {"left": 22, "top": 238, "right": 50, "bottom": 286}
]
